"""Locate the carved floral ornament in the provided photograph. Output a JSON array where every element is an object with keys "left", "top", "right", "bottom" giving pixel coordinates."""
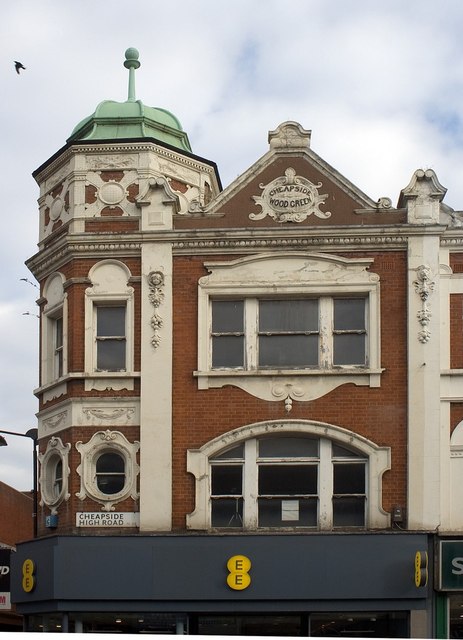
[
  {"left": 413, "top": 264, "right": 435, "bottom": 343},
  {"left": 250, "top": 168, "right": 331, "bottom": 224},
  {"left": 147, "top": 270, "right": 165, "bottom": 348}
]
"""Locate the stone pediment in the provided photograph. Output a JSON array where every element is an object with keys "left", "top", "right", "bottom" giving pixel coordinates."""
[{"left": 182, "top": 122, "right": 403, "bottom": 230}]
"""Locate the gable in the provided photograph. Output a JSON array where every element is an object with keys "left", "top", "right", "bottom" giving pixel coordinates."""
[{"left": 174, "top": 121, "right": 406, "bottom": 231}]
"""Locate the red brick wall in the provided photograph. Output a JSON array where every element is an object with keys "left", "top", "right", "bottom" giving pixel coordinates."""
[
  {"left": 0, "top": 482, "right": 33, "bottom": 545},
  {"left": 450, "top": 294, "right": 463, "bottom": 369},
  {"left": 171, "top": 251, "right": 408, "bottom": 529}
]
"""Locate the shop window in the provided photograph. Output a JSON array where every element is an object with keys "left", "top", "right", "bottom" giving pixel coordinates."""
[
  {"left": 76, "top": 430, "right": 140, "bottom": 511},
  {"left": 187, "top": 420, "right": 390, "bottom": 530}
]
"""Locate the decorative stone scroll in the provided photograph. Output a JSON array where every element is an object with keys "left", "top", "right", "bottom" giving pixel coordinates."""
[
  {"left": 413, "top": 265, "right": 435, "bottom": 343},
  {"left": 272, "top": 383, "right": 306, "bottom": 412},
  {"left": 250, "top": 167, "right": 331, "bottom": 224},
  {"left": 147, "top": 270, "right": 165, "bottom": 348}
]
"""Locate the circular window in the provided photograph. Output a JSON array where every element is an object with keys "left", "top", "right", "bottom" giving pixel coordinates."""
[{"left": 95, "top": 452, "right": 126, "bottom": 495}]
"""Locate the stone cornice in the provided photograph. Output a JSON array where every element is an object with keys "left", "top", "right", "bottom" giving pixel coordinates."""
[
  {"left": 26, "top": 224, "right": 455, "bottom": 280},
  {"left": 33, "top": 140, "right": 219, "bottom": 187}
]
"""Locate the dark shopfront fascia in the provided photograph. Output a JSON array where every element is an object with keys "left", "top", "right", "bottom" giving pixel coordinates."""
[{"left": 11, "top": 532, "right": 431, "bottom": 636}]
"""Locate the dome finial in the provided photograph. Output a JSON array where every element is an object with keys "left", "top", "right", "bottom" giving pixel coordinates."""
[{"left": 124, "top": 48, "right": 140, "bottom": 102}]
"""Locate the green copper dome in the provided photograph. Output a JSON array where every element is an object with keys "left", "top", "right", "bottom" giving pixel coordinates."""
[{"left": 67, "top": 48, "right": 192, "bottom": 152}]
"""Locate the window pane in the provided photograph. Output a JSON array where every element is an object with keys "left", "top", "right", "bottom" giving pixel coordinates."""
[
  {"left": 97, "top": 339, "right": 126, "bottom": 370},
  {"left": 259, "top": 465, "right": 317, "bottom": 495},
  {"left": 211, "top": 498, "right": 243, "bottom": 527},
  {"left": 96, "top": 453, "right": 125, "bottom": 495},
  {"left": 97, "top": 475, "right": 125, "bottom": 494},
  {"left": 211, "top": 444, "right": 245, "bottom": 460},
  {"left": 96, "top": 453, "right": 125, "bottom": 473},
  {"left": 259, "top": 437, "right": 319, "bottom": 458},
  {"left": 212, "top": 301, "right": 243, "bottom": 332},
  {"left": 53, "top": 459, "right": 63, "bottom": 497},
  {"left": 332, "top": 443, "right": 362, "bottom": 458},
  {"left": 97, "top": 306, "right": 126, "bottom": 336},
  {"left": 212, "top": 336, "right": 244, "bottom": 368},
  {"left": 211, "top": 465, "right": 242, "bottom": 495},
  {"left": 259, "top": 335, "right": 318, "bottom": 367},
  {"left": 259, "top": 300, "right": 318, "bottom": 332},
  {"left": 332, "top": 497, "right": 365, "bottom": 527},
  {"left": 55, "top": 317, "right": 63, "bottom": 347},
  {"left": 333, "top": 463, "right": 365, "bottom": 494},
  {"left": 333, "top": 334, "right": 365, "bottom": 365},
  {"left": 258, "top": 497, "right": 317, "bottom": 527},
  {"left": 334, "top": 299, "right": 365, "bottom": 330}
]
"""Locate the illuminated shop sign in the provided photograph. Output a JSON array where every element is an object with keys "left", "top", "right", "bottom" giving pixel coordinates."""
[
  {"left": 0, "top": 548, "right": 11, "bottom": 608},
  {"left": 76, "top": 512, "right": 140, "bottom": 527},
  {"left": 439, "top": 540, "right": 463, "bottom": 590},
  {"left": 227, "top": 555, "right": 251, "bottom": 591}
]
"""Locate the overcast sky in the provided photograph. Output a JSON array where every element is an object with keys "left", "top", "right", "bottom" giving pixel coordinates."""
[{"left": 1, "top": 0, "right": 463, "bottom": 491}]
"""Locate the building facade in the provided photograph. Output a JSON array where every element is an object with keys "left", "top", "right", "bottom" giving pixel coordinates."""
[
  {"left": 0, "top": 481, "right": 33, "bottom": 631},
  {"left": 10, "top": 48, "right": 463, "bottom": 636}
]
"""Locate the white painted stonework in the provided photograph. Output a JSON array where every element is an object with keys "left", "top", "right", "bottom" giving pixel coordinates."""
[{"left": 139, "top": 241, "right": 173, "bottom": 531}]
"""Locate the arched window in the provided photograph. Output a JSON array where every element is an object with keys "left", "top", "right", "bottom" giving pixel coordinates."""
[
  {"left": 209, "top": 436, "right": 366, "bottom": 529},
  {"left": 187, "top": 420, "right": 390, "bottom": 531}
]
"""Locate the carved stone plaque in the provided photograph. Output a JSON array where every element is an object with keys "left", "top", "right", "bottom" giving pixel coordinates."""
[{"left": 250, "top": 167, "right": 331, "bottom": 223}]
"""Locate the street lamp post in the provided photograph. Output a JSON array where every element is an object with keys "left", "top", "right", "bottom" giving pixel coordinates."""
[{"left": 0, "top": 428, "right": 38, "bottom": 537}]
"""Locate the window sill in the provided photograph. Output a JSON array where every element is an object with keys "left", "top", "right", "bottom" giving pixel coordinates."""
[
  {"left": 194, "top": 368, "right": 383, "bottom": 403},
  {"left": 35, "top": 372, "right": 140, "bottom": 395}
]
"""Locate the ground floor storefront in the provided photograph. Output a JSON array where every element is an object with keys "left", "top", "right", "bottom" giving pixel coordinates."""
[
  {"left": 436, "top": 538, "right": 463, "bottom": 638},
  {"left": 11, "top": 533, "right": 431, "bottom": 636}
]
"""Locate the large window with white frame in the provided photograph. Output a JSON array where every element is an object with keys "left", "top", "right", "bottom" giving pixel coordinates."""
[
  {"left": 209, "top": 436, "right": 367, "bottom": 529},
  {"left": 195, "top": 253, "right": 382, "bottom": 401},
  {"left": 186, "top": 420, "right": 390, "bottom": 531},
  {"left": 84, "top": 261, "right": 135, "bottom": 386},
  {"left": 42, "top": 272, "right": 67, "bottom": 385},
  {"left": 94, "top": 304, "right": 127, "bottom": 371},
  {"left": 211, "top": 296, "right": 367, "bottom": 370}
]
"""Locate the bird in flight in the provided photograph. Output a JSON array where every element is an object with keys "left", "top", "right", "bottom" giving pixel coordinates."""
[{"left": 14, "top": 61, "right": 26, "bottom": 74}]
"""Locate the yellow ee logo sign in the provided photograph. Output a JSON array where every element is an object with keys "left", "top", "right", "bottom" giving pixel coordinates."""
[
  {"left": 227, "top": 555, "right": 251, "bottom": 591},
  {"left": 22, "top": 559, "right": 36, "bottom": 593},
  {"left": 414, "top": 550, "right": 428, "bottom": 588}
]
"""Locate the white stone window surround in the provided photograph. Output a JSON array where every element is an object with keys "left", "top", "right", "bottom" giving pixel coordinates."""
[
  {"left": 187, "top": 419, "right": 391, "bottom": 530},
  {"left": 38, "top": 436, "right": 71, "bottom": 515},
  {"left": 84, "top": 260, "right": 135, "bottom": 391},
  {"left": 195, "top": 253, "right": 382, "bottom": 403},
  {"left": 42, "top": 272, "right": 68, "bottom": 385},
  {"left": 76, "top": 430, "right": 140, "bottom": 512}
]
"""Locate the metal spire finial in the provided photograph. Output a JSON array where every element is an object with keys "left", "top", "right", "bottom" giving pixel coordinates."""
[{"left": 124, "top": 48, "right": 140, "bottom": 102}]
